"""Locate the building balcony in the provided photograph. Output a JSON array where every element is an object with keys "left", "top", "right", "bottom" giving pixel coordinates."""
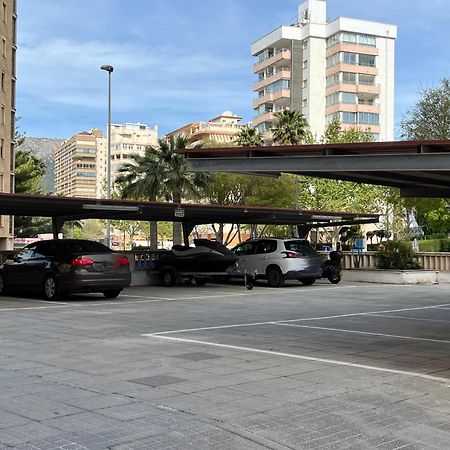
[
  {"left": 253, "top": 50, "right": 291, "bottom": 73},
  {"left": 253, "top": 70, "right": 291, "bottom": 92},
  {"left": 326, "top": 83, "right": 381, "bottom": 96},
  {"left": 326, "top": 63, "right": 378, "bottom": 78},
  {"left": 341, "top": 123, "right": 380, "bottom": 133},
  {"left": 325, "top": 103, "right": 381, "bottom": 115},
  {"left": 253, "top": 89, "right": 290, "bottom": 108},
  {"left": 253, "top": 112, "right": 275, "bottom": 127},
  {"left": 326, "top": 43, "right": 379, "bottom": 58}
]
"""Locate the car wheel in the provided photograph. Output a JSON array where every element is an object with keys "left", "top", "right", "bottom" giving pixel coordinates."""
[
  {"left": 161, "top": 269, "right": 176, "bottom": 287},
  {"left": 0, "top": 274, "right": 6, "bottom": 295},
  {"left": 328, "top": 275, "right": 341, "bottom": 284},
  {"left": 300, "top": 277, "right": 316, "bottom": 286},
  {"left": 194, "top": 277, "right": 207, "bottom": 286},
  {"left": 42, "top": 274, "right": 60, "bottom": 300},
  {"left": 266, "top": 266, "right": 285, "bottom": 287},
  {"left": 103, "top": 289, "right": 122, "bottom": 299}
]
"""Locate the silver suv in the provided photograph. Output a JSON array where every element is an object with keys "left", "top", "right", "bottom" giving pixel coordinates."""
[{"left": 232, "top": 238, "right": 322, "bottom": 287}]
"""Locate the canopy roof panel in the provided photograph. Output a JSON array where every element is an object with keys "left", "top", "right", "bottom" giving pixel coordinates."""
[
  {"left": 180, "top": 140, "right": 450, "bottom": 198},
  {"left": 0, "top": 193, "right": 378, "bottom": 229}
]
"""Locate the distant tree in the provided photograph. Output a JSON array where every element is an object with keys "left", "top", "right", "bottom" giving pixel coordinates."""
[
  {"left": 399, "top": 79, "right": 450, "bottom": 235},
  {"left": 116, "top": 136, "right": 210, "bottom": 246},
  {"left": 14, "top": 136, "right": 50, "bottom": 236},
  {"left": 323, "top": 115, "right": 373, "bottom": 143},
  {"left": 400, "top": 78, "right": 450, "bottom": 140},
  {"left": 234, "top": 125, "right": 263, "bottom": 147},
  {"left": 272, "top": 109, "right": 311, "bottom": 145}
]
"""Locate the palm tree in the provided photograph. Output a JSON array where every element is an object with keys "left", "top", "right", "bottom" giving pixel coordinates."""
[
  {"left": 272, "top": 109, "right": 310, "bottom": 145},
  {"left": 234, "top": 125, "right": 263, "bottom": 146},
  {"left": 116, "top": 135, "right": 209, "bottom": 247}
]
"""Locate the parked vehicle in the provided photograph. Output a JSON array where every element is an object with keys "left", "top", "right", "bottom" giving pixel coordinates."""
[
  {"left": 157, "top": 239, "right": 238, "bottom": 286},
  {"left": 321, "top": 250, "right": 342, "bottom": 284},
  {"left": 232, "top": 238, "right": 322, "bottom": 287},
  {"left": 0, "top": 239, "right": 131, "bottom": 300}
]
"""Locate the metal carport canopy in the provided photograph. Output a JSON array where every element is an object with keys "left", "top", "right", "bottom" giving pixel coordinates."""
[
  {"left": 0, "top": 193, "right": 379, "bottom": 241},
  {"left": 180, "top": 140, "right": 450, "bottom": 198}
]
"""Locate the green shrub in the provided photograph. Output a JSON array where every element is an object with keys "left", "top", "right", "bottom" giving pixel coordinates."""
[
  {"left": 418, "top": 238, "right": 450, "bottom": 252},
  {"left": 376, "top": 241, "right": 422, "bottom": 270}
]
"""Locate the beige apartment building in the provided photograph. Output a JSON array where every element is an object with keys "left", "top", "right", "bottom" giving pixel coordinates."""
[
  {"left": 252, "top": 0, "right": 396, "bottom": 143},
  {"left": 108, "top": 123, "right": 158, "bottom": 186},
  {"left": 165, "top": 111, "right": 243, "bottom": 145},
  {"left": 54, "top": 123, "right": 158, "bottom": 198},
  {"left": 54, "top": 129, "right": 103, "bottom": 198},
  {"left": 0, "top": 0, "right": 17, "bottom": 249}
]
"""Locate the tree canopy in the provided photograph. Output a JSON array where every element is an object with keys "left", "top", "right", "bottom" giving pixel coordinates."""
[
  {"left": 272, "top": 109, "right": 312, "bottom": 145},
  {"left": 400, "top": 78, "right": 450, "bottom": 140}
]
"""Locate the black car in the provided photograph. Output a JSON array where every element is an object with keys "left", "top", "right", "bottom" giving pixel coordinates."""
[{"left": 0, "top": 239, "right": 131, "bottom": 300}]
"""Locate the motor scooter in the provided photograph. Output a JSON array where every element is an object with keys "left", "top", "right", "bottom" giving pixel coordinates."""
[{"left": 321, "top": 250, "right": 342, "bottom": 284}]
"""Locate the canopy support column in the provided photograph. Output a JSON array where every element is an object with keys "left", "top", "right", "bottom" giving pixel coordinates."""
[
  {"left": 296, "top": 224, "right": 312, "bottom": 239},
  {"left": 52, "top": 217, "right": 65, "bottom": 239},
  {"left": 182, "top": 222, "right": 196, "bottom": 247}
]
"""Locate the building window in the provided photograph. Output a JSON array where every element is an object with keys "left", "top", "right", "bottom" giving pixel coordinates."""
[
  {"left": 343, "top": 52, "right": 357, "bottom": 65},
  {"left": 326, "top": 73, "right": 340, "bottom": 87},
  {"left": 1, "top": 37, "right": 5, "bottom": 57},
  {"left": 326, "top": 93, "right": 339, "bottom": 107},
  {"left": 302, "top": 79, "right": 307, "bottom": 89},
  {"left": 343, "top": 32, "right": 357, "bottom": 44},
  {"left": 302, "top": 39, "right": 308, "bottom": 50},
  {"left": 326, "top": 33, "right": 340, "bottom": 47},
  {"left": 342, "top": 112, "right": 357, "bottom": 123},
  {"left": 1, "top": 71, "right": 4, "bottom": 91},
  {"left": 326, "top": 52, "right": 340, "bottom": 68},
  {"left": 302, "top": 99, "right": 307, "bottom": 108},
  {"left": 359, "top": 54, "right": 376, "bottom": 67},
  {"left": 0, "top": 173, "right": 3, "bottom": 192},
  {"left": 9, "top": 174, "right": 13, "bottom": 193},
  {"left": 359, "top": 34, "right": 376, "bottom": 46},
  {"left": 303, "top": 59, "right": 308, "bottom": 69},
  {"left": 359, "top": 74, "right": 375, "bottom": 85},
  {"left": 0, "top": 138, "right": 3, "bottom": 158},
  {"left": 342, "top": 92, "right": 357, "bottom": 104},
  {"left": 358, "top": 112, "right": 379, "bottom": 125},
  {"left": 342, "top": 72, "right": 357, "bottom": 84},
  {"left": 2, "top": 3, "right": 6, "bottom": 22},
  {"left": 1, "top": 105, "right": 5, "bottom": 124}
]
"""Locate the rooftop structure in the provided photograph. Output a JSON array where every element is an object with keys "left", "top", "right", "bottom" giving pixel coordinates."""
[{"left": 165, "top": 112, "right": 244, "bottom": 145}]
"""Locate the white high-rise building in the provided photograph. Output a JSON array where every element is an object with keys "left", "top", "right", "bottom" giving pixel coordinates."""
[
  {"left": 252, "top": 0, "right": 396, "bottom": 143},
  {"left": 97, "top": 122, "right": 158, "bottom": 194}
]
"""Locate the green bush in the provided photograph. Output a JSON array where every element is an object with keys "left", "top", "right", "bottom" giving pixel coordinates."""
[
  {"left": 376, "top": 241, "right": 422, "bottom": 270},
  {"left": 418, "top": 238, "right": 450, "bottom": 252}
]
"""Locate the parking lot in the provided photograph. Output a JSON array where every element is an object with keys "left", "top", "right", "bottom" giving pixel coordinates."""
[{"left": 0, "top": 280, "right": 450, "bottom": 449}]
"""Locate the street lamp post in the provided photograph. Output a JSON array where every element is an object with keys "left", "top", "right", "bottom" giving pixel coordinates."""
[{"left": 100, "top": 64, "right": 114, "bottom": 247}]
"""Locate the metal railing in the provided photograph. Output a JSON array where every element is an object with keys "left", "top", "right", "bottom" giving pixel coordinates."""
[{"left": 1, "top": 249, "right": 449, "bottom": 273}]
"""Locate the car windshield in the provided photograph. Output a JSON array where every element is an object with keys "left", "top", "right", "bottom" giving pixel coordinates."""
[
  {"left": 60, "top": 241, "right": 112, "bottom": 255},
  {"left": 284, "top": 240, "right": 317, "bottom": 256}
]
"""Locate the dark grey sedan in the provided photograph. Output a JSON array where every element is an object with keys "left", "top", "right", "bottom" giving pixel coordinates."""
[{"left": 0, "top": 239, "right": 131, "bottom": 300}]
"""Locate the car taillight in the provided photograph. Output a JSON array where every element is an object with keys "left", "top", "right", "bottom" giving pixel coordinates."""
[
  {"left": 282, "top": 251, "right": 302, "bottom": 258},
  {"left": 116, "top": 257, "right": 129, "bottom": 266},
  {"left": 71, "top": 257, "right": 94, "bottom": 266}
]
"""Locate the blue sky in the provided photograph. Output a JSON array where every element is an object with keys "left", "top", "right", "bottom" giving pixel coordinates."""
[{"left": 17, "top": 0, "right": 450, "bottom": 139}]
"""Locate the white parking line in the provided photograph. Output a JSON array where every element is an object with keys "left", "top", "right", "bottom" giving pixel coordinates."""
[
  {"left": 145, "top": 334, "right": 450, "bottom": 384},
  {"left": 275, "top": 322, "right": 450, "bottom": 344},
  {"left": 368, "top": 313, "right": 450, "bottom": 324},
  {"left": 150, "top": 303, "right": 450, "bottom": 335}
]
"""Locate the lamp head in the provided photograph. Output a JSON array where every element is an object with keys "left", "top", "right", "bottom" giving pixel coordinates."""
[{"left": 100, "top": 65, "right": 114, "bottom": 73}]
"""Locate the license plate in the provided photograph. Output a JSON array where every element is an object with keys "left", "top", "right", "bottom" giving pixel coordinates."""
[{"left": 94, "top": 263, "right": 106, "bottom": 271}]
